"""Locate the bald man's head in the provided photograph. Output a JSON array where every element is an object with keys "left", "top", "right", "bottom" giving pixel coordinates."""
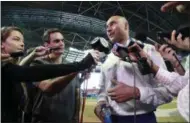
[
  {"left": 107, "top": 16, "right": 128, "bottom": 25},
  {"left": 106, "top": 16, "right": 129, "bottom": 43}
]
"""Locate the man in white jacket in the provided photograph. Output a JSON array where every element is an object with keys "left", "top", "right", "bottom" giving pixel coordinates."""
[{"left": 94, "top": 15, "right": 173, "bottom": 123}]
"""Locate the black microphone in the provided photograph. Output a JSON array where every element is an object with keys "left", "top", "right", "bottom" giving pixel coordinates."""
[
  {"left": 135, "top": 32, "right": 185, "bottom": 73},
  {"left": 10, "top": 51, "right": 24, "bottom": 58},
  {"left": 80, "top": 37, "right": 111, "bottom": 79},
  {"left": 135, "top": 32, "right": 177, "bottom": 50},
  {"left": 113, "top": 38, "right": 145, "bottom": 62},
  {"left": 113, "top": 42, "right": 151, "bottom": 75},
  {"left": 49, "top": 47, "right": 61, "bottom": 52},
  {"left": 90, "top": 37, "right": 110, "bottom": 54},
  {"left": 113, "top": 43, "right": 130, "bottom": 61},
  {"left": 157, "top": 23, "right": 190, "bottom": 40},
  {"left": 135, "top": 32, "right": 157, "bottom": 46}
]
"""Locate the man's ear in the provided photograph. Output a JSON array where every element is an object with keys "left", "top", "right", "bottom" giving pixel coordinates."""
[
  {"left": 125, "top": 23, "right": 128, "bottom": 30},
  {"left": 1, "top": 42, "right": 5, "bottom": 49},
  {"left": 1, "top": 42, "right": 6, "bottom": 53}
]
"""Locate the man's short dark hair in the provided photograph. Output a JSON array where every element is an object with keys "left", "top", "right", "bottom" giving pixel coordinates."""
[{"left": 42, "top": 28, "right": 63, "bottom": 43}]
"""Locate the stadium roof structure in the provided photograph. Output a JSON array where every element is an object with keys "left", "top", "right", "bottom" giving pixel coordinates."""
[{"left": 2, "top": 1, "right": 189, "bottom": 63}]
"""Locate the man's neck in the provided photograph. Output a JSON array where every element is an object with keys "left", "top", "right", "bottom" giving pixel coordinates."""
[
  {"left": 54, "top": 57, "right": 62, "bottom": 64},
  {"left": 117, "top": 34, "right": 129, "bottom": 46},
  {"left": 119, "top": 40, "right": 127, "bottom": 46},
  {"left": 49, "top": 54, "right": 62, "bottom": 64},
  {"left": 118, "top": 38, "right": 129, "bottom": 46}
]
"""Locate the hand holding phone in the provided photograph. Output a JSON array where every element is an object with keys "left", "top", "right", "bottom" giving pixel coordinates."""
[{"left": 157, "top": 24, "right": 190, "bottom": 40}]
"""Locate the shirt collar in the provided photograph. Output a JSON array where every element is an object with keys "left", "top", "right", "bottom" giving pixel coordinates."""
[
  {"left": 111, "top": 38, "right": 131, "bottom": 53},
  {"left": 125, "top": 38, "right": 131, "bottom": 47},
  {"left": 116, "top": 38, "right": 131, "bottom": 47}
]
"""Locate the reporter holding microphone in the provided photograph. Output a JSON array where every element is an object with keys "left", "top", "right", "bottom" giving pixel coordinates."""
[
  {"left": 1, "top": 26, "right": 100, "bottom": 122},
  {"left": 126, "top": 38, "right": 189, "bottom": 122}
]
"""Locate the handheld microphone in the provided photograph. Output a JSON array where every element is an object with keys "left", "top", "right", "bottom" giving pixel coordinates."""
[
  {"left": 90, "top": 37, "right": 110, "bottom": 54},
  {"left": 135, "top": 32, "right": 158, "bottom": 46},
  {"left": 113, "top": 40, "right": 151, "bottom": 75},
  {"left": 49, "top": 46, "right": 62, "bottom": 52},
  {"left": 113, "top": 39, "right": 144, "bottom": 61},
  {"left": 10, "top": 51, "right": 24, "bottom": 58},
  {"left": 90, "top": 37, "right": 111, "bottom": 64},
  {"left": 81, "top": 37, "right": 111, "bottom": 77},
  {"left": 113, "top": 43, "right": 130, "bottom": 62},
  {"left": 157, "top": 23, "right": 190, "bottom": 40},
  {"left": 135, "top": 32, "right": 185, "bottom": 74},
  {"left": 80, "top": 37, "right": 111, "bottom": 123}
]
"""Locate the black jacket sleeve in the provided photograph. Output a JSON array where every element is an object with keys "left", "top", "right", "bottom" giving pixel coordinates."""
[{"left": 2, "top": 53, "right": 95, "bottom": 82}]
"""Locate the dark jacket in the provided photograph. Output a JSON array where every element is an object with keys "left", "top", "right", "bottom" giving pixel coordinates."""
[
  {"left": 1, "top": 54, "right": 95, "bottom": 122},
  {"left": 29, "top": 58, "right": 81, "bottom": 123}
]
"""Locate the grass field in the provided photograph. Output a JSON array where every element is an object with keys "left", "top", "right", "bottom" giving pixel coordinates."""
[{"left": 82, "top": 98, "right": 187, "bottom": 123}]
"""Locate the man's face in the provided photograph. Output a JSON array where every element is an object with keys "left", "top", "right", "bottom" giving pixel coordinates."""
[
  {"left": 106, "top": 17, "right": 127, "bottom": 43},
  {"left": 47, "top": 32, "right": 65, "bottom": 57},
  {"left": 1, "top": 30, "right": 24, "bottom": 54}
]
